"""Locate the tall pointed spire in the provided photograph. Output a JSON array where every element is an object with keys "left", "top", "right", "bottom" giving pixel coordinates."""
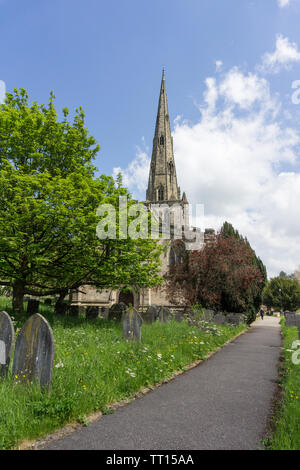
[{"left": 146, "top": 71, "right": 181, "bottom": 203}]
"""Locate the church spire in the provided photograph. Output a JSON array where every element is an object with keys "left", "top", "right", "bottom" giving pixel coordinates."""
[{"left": 146, "top": 71, "right": 181, "bottom": 203}]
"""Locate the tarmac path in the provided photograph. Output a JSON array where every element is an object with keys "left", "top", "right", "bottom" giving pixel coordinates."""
[{"left": 42, "top": 316, "right": 281, "bottom": 450}]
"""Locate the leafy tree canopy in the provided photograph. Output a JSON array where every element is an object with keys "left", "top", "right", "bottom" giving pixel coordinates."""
[{"left": 0, "top": 89, "right": 163, "bottom": 315}]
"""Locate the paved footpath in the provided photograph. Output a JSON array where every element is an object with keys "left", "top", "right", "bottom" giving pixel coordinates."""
[{"left": 43, "top": 316, "right": 281, "bottom": 450}]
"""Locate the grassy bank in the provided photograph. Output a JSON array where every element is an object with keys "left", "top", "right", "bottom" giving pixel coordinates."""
[
  {"left": 0, "top": 297, "right": 246, "bottom": 449},
  {"left": 266, "top": 318, "right": 300, "bottom": 450}
]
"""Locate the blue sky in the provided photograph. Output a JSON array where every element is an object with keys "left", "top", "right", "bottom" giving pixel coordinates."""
[{"left": 1, "top": 0, "right": 300, "bottom": 277}]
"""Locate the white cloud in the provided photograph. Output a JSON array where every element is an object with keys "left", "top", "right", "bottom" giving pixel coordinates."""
[
  {"left": 113, "top": 146, "right": 150, "bottom": 199},
  {"left": 118, "top": 65, "right": 300, "bottom": 278},
  {"left": 215, "top": 60, "right": 223, "bottom": 72},
  {"left": 0, "top": 80, "right": 6, "bottom": 104},
  {"left": 260, "top": 34, "right": 300, "bottom": 74},
  {"left": 278, "top": 0, "right": 290, "bottom": 8}
]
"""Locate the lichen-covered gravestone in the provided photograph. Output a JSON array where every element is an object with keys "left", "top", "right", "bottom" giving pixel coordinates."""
[
  {"left": 12, "top": 313, "right": 55, "bottom": 388},
  {"left": 159, "top": 306, "right": 170, "bottom": 323},
  {"left": 108, "top": 303, "right": 126, "bottom": 322},
  {"left": 142, "top": 305, "right": 159, "bottom": 324},
  {"left": 27, "top": 299, "right": 40, "bottom": 315},
  {"left": 0, "top": 311, "right": 14, "bottom": 378},
  {"left": 86, "top": 306, "right": 99, "bottom": 319},
  {"left": 122, "top": 307, "right": 143, "bottom": 341}
]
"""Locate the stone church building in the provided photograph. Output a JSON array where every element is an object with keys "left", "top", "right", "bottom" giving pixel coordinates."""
[{"left": 71, "top": 71, "right": 214, "bottom": 310}]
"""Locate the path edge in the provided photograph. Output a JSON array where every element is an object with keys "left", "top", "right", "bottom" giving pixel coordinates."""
[{"left": 18, "top": 325, "right": 249, "bottom": 450}]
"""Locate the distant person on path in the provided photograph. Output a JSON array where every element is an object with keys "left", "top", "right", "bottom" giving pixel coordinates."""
[{"left": 260, "top": 308, "right": 265, "bottom": 320}]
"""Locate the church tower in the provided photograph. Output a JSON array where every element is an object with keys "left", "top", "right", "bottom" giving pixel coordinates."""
[{"left": 146, "top": 70, "right": 186, "bottom": 205}]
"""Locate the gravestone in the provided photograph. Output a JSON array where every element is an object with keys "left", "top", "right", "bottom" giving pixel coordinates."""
[
  {"left": 159, "top": 306, "right": 170, "bottom": 323},
  {"left": 213, "top": 313, "right": 226, "bottom": 325},
  {"left": 142, "top": 305, "right": 159, "bottom": 324},
  {"left": 27, "top": 299, "right": 40, "bottom": 315},
  {"left": 203, "top": 309, "right": 215, "bottom": 322},
  {"left": 0, "top": 311, "right": 14, "bottom": 378},
  {"left": 284, "top": 312, "right": 297, "bottom": 327},
  {"left": 225, "top": 313, "right": 240, "bottom": 325},
  {"left": 122, "top": 307, "right": 143, "bottom": 341},
  {"left": 100, "top": 306, "right": 109, "bottom": 319},
  {"left": 86, "top": 306, "right": 99, "bottom": 319},
  {"left": 108, "top": 303, "right": 126, "bottom": 322},
  {"left": 54, "top": 302, "right": 68, "bottom": 315},
  {"left": 173, "top": 311, "right": 183, "bottom": 322},
  {"left": 68, "top": 305, "right": 79, "bottom": 317},
  {"left": 12, "top": 313, "right": 55, "bottom": 388}
]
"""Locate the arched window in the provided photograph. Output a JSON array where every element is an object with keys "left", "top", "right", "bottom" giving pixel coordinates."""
[
  {"left": 158, "top": 186, "right": 164, "bottom": 201},
  {"left": 160, "top": 135, "right": 164, "bottom": 146}
]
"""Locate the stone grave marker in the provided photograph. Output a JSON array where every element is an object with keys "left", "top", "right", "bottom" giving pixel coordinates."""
[
  {"left": 54, "top": 302, "right": 68, "bottom": 315},
  {"left": 203, "top": 309, "right": 214, "bottom": 322},
  {"left": 12, "top": 313, "right": 55, "bottom": 388},
  {"left": 108, "top": 303, "right": 126, "bottom": 322},
  {"left": 68, "top": 305, "right": 79, "bottom": 317},
  {"left": 284, "top": 312, "right": 297, "bottom": 327},
  {"left": 159, "top": 306, "right": 170, "bottom": 323},
  {"left": 122, "top": 307, "right": 143, "bottom": 341},
  {"left": 213, "top": 313, "right": 226, "bottom": 325},
  {"left": 0, "top": 311, "right": 14, "bottom": 378},
  {"left": 27, "top": 299, "right": 40, "bottom": 315},
  {"left": 86, "top": 306, "right": 99, "bottom": 319},
  {"left": 142, "top": 305, "right": 159, "bottom": 324}
]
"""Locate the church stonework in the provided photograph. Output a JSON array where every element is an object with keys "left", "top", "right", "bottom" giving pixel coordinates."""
[{"left": 70, "top": 71, "right": 214, "bottom": 310}]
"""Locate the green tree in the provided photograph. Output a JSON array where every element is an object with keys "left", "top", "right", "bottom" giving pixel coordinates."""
[
  {"left": 0, "top": 89, "right": 163, "bottom": 315},
  {"left": 263, "top": 277, "right": 300, "bottom": 312}
]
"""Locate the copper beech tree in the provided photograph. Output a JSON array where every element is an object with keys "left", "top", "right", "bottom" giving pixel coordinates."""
[{"left": 166, "top": 223, "right": 266, "bottom": 324}]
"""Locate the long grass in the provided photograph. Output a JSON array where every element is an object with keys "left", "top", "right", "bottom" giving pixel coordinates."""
[
  {"left": 266, "top": 318, "right": 300, "bottom": 450},
  {"left": 0, "top": 297, "right": 246, "bottom": 449}
]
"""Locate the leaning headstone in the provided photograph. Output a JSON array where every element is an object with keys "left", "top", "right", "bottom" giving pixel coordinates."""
[
  {"left": 0, "top": 311, "right": 14, "bottom": 378},
  {"left": 158, "top": 306, "right": 170, "bottom": 323},
  {"left": 27, "top": 299, "right": 40, "bottom": 315},
  {"left": 142, "top": 305, "right": 159, "bottom": 324},
  {"left": 108, "top": 303, "right": 126, "bottom": 322},
  {"left": 122, "top": 307, "right": 143, "bottom": 341},
  {"left": 86, "top": 306, "right": 99, "bottom": 319},
  {"left": 12, "top": 313, "right": 55, "bottom": 388}
]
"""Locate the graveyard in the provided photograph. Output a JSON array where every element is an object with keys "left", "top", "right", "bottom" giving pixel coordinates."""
[{"left": 0, "top": 296, "right": 247, "bottom": 450}]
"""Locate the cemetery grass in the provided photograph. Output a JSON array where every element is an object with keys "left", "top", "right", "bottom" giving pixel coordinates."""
[
  {"left": 265, "top": 318, "right": 300, "bottom": 450},
  {"left": 0, "top": 297, "right": 246, "bottom": 449}
]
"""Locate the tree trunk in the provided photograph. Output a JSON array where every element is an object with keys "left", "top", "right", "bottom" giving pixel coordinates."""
[
  {"left": 54, "top": 289, "right": 68, "bottom": 315},
  {"left": 12, "top": 280, "right": 25, "bottom": 316}
]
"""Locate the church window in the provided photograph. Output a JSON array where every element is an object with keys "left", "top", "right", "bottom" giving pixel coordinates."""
[
  {"left": 160, "top": 135, "right": 164, "bottom": 146},
  {"left": 158, "top": 186, "right": 164, "bottom": 201},
  {"left": 168, "top": 161, "right": 174, "bottom": 183}
]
